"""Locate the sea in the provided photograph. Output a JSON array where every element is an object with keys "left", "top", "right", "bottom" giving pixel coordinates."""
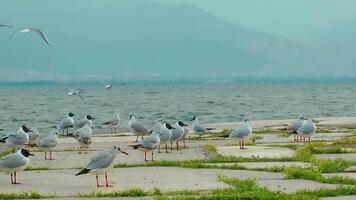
[{"left": 0, "top": 80, "right": 356, "bottom": 133}]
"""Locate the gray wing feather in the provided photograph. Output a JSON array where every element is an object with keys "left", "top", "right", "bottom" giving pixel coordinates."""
[
  {"left": 131, "top": 122, "right": 148, "bottom": 133},
  {"left": 0, "top": 154, "right": 27, "bottom": 168},
  {"left": 86, "top": 151, "right": 115, "bottom": 170}
]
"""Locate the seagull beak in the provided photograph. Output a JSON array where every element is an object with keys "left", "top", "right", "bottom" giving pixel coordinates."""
[
  {"left": 120, "top": 150, "right": 129, "bottom": 155},
  {"left": 29, "top": 153, "right": 35, "bottom": 156}
]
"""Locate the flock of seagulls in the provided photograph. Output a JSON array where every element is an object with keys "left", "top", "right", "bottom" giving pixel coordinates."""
[{"left": 0, "top": 108, "right": 318, "bottom": 186}]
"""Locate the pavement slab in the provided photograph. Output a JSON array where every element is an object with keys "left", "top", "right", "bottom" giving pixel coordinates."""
[
  {"left": 314, "top": 154, "right": 356, "bottom": 161},
  {"left": 216, "top": 146, "right": 295, "bottom": 158},
  {"left": 0, "top": 167, "right": 282, "bottom": 196}
]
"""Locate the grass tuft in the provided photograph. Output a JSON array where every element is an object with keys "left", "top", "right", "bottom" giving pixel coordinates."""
[
  {"left": 0, "top": 192, "right": 56, "bottom": 199},
  {"left": 79, "top": 188, "right": 147, "bottom": 198}
]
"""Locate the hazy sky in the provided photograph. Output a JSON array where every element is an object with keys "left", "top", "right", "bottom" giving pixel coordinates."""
[
  {"left": 159, "top": 0, "right": 356, "bottom": 37},
  {"left": 1, "top": 0, "right": 356, "bottom": 81}
]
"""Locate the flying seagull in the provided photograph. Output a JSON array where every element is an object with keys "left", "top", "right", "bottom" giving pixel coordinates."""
[
  {"left": 67, "top": 89, "right": 87, "bottom": 101},
  {"left": 9, "top": 27, "right": 50, "bottom": 46}
]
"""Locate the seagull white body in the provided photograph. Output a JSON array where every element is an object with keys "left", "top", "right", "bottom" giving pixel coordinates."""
[
  {"left": 0, "top": 125, "right": 31, "bottom": 150},
  {"left": 75, "top": 115, "right": 94, "bottom": 129},
  {"left": 192, "top": 117, "right": 214, "bottom": 137},
  {"left": 130, "top": 131, "right": 160, "bottom": 161},
  {"left": 103, "top": 113, "right": 120, "bottom": 134},
  {"left": 128, "top": 115, "right": 149, "bottom": 142},
  {"left": 229, "top": 120, "right": 252, "bottom": 149},
  {"left": 74, "top": 124, "right": 93, "bottom": 154},
  {"left": 105, "top": 84, "right": 112, "bottom": 89},
  {"left": 37, "top": 132, "right": 59, "bottom": 160},
  {"left": 0, "top": 149, "right": 33, "bottom": 184},
  {"left": 75, "top": 145, "right": 128, "bottom": 187},
  {"left": 27, "top": 127, "right": 40, "bottom": 148},
  {"left": 58, "top": 113, "right": 75, "bottom": 134},
  {"left": 290, "top": 115, "right": 306, "bottom": 141},
  {"left": 179, "top": 126, "right": 190, "bottom": 147},
  {"left": 297, "top": 119, "right": 317, "bottom": 142},
  {"left": 159, "top": 123, "right": 173, "bottom": 145},
  {"left": 170, "top": 121, "right": 188, "bottom": 149}
]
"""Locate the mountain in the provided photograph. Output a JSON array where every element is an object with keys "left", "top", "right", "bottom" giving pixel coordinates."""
[{"left": 0, "top": 0, "right": 354, "bottom": 80}]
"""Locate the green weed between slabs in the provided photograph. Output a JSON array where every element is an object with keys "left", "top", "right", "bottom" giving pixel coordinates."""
[
  {"left": 284, "top": 166, "right": 356, "bottom": 185},
  {"left": 202, "top": 144, "right": 217, "bottom": 153},
  {"left": 25, "top": 166, "right": 51, "bottom": 171},
  {"left": 79, "top": 188, "right": 148, "bottom": 198},
  {"left": 0, "top": 192, "right": 57, "bottom": 199},
  {"left": 155, "top": 175, "right": 356, "bottom": 200}
]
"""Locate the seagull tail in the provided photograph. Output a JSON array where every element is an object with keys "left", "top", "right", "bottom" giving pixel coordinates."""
[
  {"left": 75, "top": 168, "right": 90, "bottom": 176},
  {"left": 129, "top": 144, "right": 141, "bottom": 149},
  {"left": 0, "top": 136, "right": 8, "bottom": 143}
]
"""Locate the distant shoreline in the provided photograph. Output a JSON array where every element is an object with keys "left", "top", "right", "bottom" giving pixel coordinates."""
[{"left": 2, "top": 76, "right": 356, "bottom": 86}]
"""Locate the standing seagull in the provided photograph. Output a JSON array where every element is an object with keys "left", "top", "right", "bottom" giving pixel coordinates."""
[
  {"left": 58, "top": 113, "right": 76, "bottom": 135},
  {"left": 297, "top": 119, "right": 317, "bottom": 143},
  {"left": 27, "top": 127, "right": 40, "bottom": 151},
  {"left": 158, "top": 123, "right": 174, "bottom": 153},
  {"left": 170, "top": 121, "right": 188, "bottom": 150},
  {"left": 229, "top": 119, "right": 252, "bottom": 149},
  {"left": 130, "top": 130, "right": 160, "bottom": 162},
  {"left": 0, "top": 149, "right": 34, "bottom": 184},
  {"left": 289, "top": 115, "right": 306, "bottom": 142},
  {"left": 9, "top": 27, "right": 50, "bottom": 46},
  {"left": 128, "top": 115, "right": 149, "bottom": 142},
  {"left": 75, "top": 115, "right": 94, "bottom": 129},
  {"left": 0, "top": 125, "right": 32, "bottom": 152},
  {"left": 75, "top": 145, "right": 128, "bottom": 187},
  {"left": 37, "top": 131, "right": 59, "bottom": 160},
  {"left": 103, "top": 113, "right": 120, "bottom": 134},
  {"left": 74, "top": 124, "right": 93, "bottom": 154},
  {"left": 191, "top": 116, "right": 215, "bottom": 138}
]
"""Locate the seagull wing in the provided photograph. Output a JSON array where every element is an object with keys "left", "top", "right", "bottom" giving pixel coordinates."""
[
  {"left": 76, "top": 93, "right": 87, "bottom": 101},
  {"left": 27, "top": 28, "right": 50, "bottom": 46}
]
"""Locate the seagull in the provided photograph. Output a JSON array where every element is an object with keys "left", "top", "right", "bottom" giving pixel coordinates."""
[
  {"left": 67, "top": 89, "right": 86, "bottom": 101},
  {"left": 57, "top": 112, "right": 76, "bottom": 135},
  {"left": 128, "top": 115, "right": 149, "bottom": 142},
  {"left": 75, "top": 115, "right": 94, "bottom": 129},
  {"left": 0, "top": 125, "right": 32, "bottom": 152},
  {"left": 9, "top": 27, "right": 50, "bottom": 46},
  {"left": 289, "top": 115, "right": 306, "bottom": 142},
  {"left": 27, "top": 127, "right": 40, "bottom": 151},
  {"left": 158, "top": 123, "right": 174, "bottom": 153},
  {"left": 229, "top": 119, "right": 252, "bottom": 149},
  {"left": 73, "top": 124, "right": 92, "bottom": 154},
  {"left": 0, "top": 149, "right": 34, "bottom": 184},
  {"left": 170, "top": 121, "right": 188, "bottom": 150},
  {"left": 191, "top": 116, "right": 215, "bottom": 138},
  {"left": 75, "top": 145, "right": 128, "bottom": 187},
  {"left": 37, "top": 131, "right": 59, "bottom": 160},
  {"left": 130, "top": 130, "right": 160, "bottom": 162},
  {"left": 105, "top": 84, "right": 112, "bottom": 90},
  {"left": 297, "top": 119, "right": 317, "bottom": 143},
  {"left": 103, "top": 113, "right": 120, "bottom": 134}
]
